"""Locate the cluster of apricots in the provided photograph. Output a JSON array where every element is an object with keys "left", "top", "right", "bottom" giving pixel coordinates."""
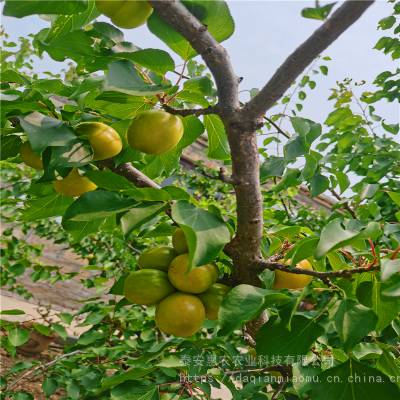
[
  {"left": 123, "top": 228, "right": 231, "bottom": 337},
  {"left": 20, "top": 110, "right": 184, "bottom": 197}
]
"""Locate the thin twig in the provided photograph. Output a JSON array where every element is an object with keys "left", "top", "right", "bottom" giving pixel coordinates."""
[
  {"left": 8, "top": 350, "right": 83, "bottom": 390},
  {"left": 330, "top": 189, "right": 357, "bottom": 219},
  {"left": 264, "top": 116, "right": 291, "bottom": 139},
  {"left": 254, "top": 260, "right": 379, "bottom": 281},
  {"left": 162, "top": 103, "right": 219, "bottom": 117}
]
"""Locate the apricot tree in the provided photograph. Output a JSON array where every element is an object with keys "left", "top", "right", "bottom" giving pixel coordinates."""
[{"left": 1, "top": 0, "right": 399, "bottom": 399}]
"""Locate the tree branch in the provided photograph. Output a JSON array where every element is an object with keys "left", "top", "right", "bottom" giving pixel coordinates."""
[
  {"left": 100, "top": 160, "right": 161, "bottom": 189},
  {"left": 254, "top": 261, "right": 379, "bottom": 281},
  {"left": 8, "top": 350, "right": 83, "bottom": 390},
  {"left": 162, "top": 103, "right": 219, "bottom": 117},
  {"left": 149, "top": 0, "right": 240, "bottom": 114},
  {"left": 243, "top": 1, "right": 375, "bottom": 119}
]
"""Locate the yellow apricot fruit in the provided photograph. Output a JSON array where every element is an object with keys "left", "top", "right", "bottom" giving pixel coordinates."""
[
  {"left": 155, "top": 292, "right": 205, "bottom": 337},
  {"left": 123, "top": 269, "right": 175, "bottom": 305},
  {"left": 96, "top": 0, "right": 153, "bottom": 29},
  {"left": 127, "top": 110, "right": 184, "bottom": 155},
  {"left": 172, "top": 228, "right": 188, "bottom": 254},
  {"left": 53, "top": 168, "right": 97, "bottom": 197},
  {"left": 20, "top": 142, "right": 43, "bottom": 170},
  {"left": 198, "top": 283, "right": 230, "bottom": 320},
  {"left": 168, "top": 254, "right": 218, "bottom": 294},
  {"left": 273, "top": 259, "right": 313, "bottom": 290},
  {"left": 138, "top": 246, "right": 177, "bottom": 272},
  {"left": 75, "top": 122, "right": 122, "bottom": 161}
]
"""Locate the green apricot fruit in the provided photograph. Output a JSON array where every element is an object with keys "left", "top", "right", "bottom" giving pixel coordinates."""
[
  {"left": 123, "top": 269, "right": 175, "bottom": 305},
  {"left": 138, "top": 246, "right": 177, "bottom": 272}
]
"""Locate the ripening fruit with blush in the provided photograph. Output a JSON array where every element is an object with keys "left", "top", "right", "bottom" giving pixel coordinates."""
[
  {"left": 75, "top": 122, "right": 122, "bottom": 161},
  {"left": 20, "top": 142, "right": 43, "bottom": 170},
  {"left": 123, "top": 269, "right": 175, "bottom": 305},
  {"left": 155, "top": 292, "right": 205, "bottom": 337},
  {"left": 172, "top": 228, "right": 188, "bottom": 254},
  {"left": 127, "top": 110, "right": 184, "bottom": 155},
  {"left": 138, "top": 246, "right": 177, "bottom": 272},
  {"left": 273, "top": 259, "right": 313, "bottom": 290},
  {"left": 53, "top": 168, "right": 97, "bottom": 197},
  {"left": 95, "top": 0, "right": 153, "bottom": 29},
  {"left": 198, "top": 283, "right": 231, "bottom": 320},
  {"left": 168, "top": 254, "right": 218, "bottom": 294}
]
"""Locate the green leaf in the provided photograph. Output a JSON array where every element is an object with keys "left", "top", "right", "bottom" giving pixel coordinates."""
[
  {"left": 310, "top": 173, "right": 330, "bottom": 197},
  {"left": 315, "top": 219, "right": 365, "bottom": 259},
  {"left": 111, "top": 383, "right": 157, "bottom": 400},
  {"left": 256, "top": 315, "right": 325, "bottom": 358},
  {"left": 302, "top": 153, "right": 320, "bottom": 180},
  {"left": 122, "top": 49, "right": 175, "bottom": 74},
  {"left": 203, "top": 114, "right": 230, "bottom": 160},
  {"left": 284, "top": 135, "right": 308, "bottom": 160},
  {"left": 378, "top": 16, "right": 396, "bottom": 30},
  {"left": 388, "top": 191, "right": 400, "bottom": 207},
  {"left": 39, "top": 30, "right": 98, "bottom": 67},
  {"left": 44, "top": 0, "right": 99, "bottom": 42},
  {"left": 104, "top": 60, "right": 170, "bottom": 96},
  {"left": 290, "top": 237, "right": 319, "bottom": 266},
  {"left": 1, "top": 135, "right": 22, "bottom": 160},
  {"left": 102, "top": 368, "right": 154, "bottom": 390},
  {"left": 0, "top": 309, "right": 25, "bottom": 315},
  {"left": 381, "top": 258, "right": 400, "bottom": 281},
  {"left": 51, "top": 323, "right": 67, "bottom": 341},
  {"left": 376, "top": 350, "right": 400, "bottom": 388},
  {"left": 148, "top": 0, "right": 234, "bottom": 60},
  {"left": 325, "top": 107, "right": 352, "bottom": 126},
  {"left": 20, "top": 112, "right": 76, "bottom": 153},
  {"left": 3, "top": 0, "right": 87, "bottom": 17},
  {"left": 33, "top": 323, "right": 52, "bottom": 337},
  {"left": 301, "top": 2, "right": 336, "bottom": 20},
  {"left": 357, "top": 277, "right": 400, "bottom": 332},
  {"left": 120, "top": 202, "right": 167, "bottom": 236},
  {"left": 63, "top": 218, "right": 106, "bottom": 242},
  {"left": 260, "top": 156, "right": 286, "bottom": 180},
  {"left": 42, "top": 377, "right": 58, "bottom": 397},
  {"left": 311, "top": 359, "right": 400, "bottom": 399},
  {"left": 336, "top": 171, "right": 350, "bottom": 193},
  {"left": 22, "top": 194, "right": 74, "bottom": 221},
  {"left": 334, "top": 299, "right": 378, "bottom": 351},
  {"left": 183, "top": 76, "right": 213, "bottom": 96},
  {"left": 382, "top": 121, "right": 399, "bottom": 134},
  {"left": 8, "top": 328, "right": 29, "bottom": 347},
  {"left": 219, "top": 285, "right": 290, "bottom": 336},
  {"left": 63, "top": 190, "right": 137, "bottom": 222},
  {"left": 291, "top": 117, "right": 310, "bottom": 136},
  {"left": 171, "top": 200, "right": 230, "bottom": 267},
  {"left": 352, "top": 343, "right": 383, "bottom": 360},
  {"left": 273, "top": 168, "right": 301, "bottom": 191}
]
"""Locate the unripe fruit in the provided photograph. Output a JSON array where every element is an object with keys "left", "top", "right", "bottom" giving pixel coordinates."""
[
  {"left": 168, "top": 254, "right": 218, "bottom": 294},
  {"left": 96, "top": 0, "right": 153, "bottom": 29},
  {"left": 198, "top": 283, "right": 230, "bottom": 320},
  {"left": 53, "top": 168, "right": 97, "bottom": 197},
  {"left": 75, "top": 122, "right": 122, "bottom": 161},
  {"left": 127, "top": 110, "right": 184, "bottom": 155},
  {"left": 20, "top": 142, "right": 43, "bottom": 170},
  {"left": 273, "top": 259, "right": 313, "bottom": 290},
  {"left": 155, "top": 292, "right": 205, "bottom": 337},
  {"left": 138, "top": 246, "right": 177, "bottom": 272},
  {"left": 123, "top": 269, "right": 175, "bottom": 305},
  {"left": 172, "top": 228, "right": 188, "bottom": 254}
]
